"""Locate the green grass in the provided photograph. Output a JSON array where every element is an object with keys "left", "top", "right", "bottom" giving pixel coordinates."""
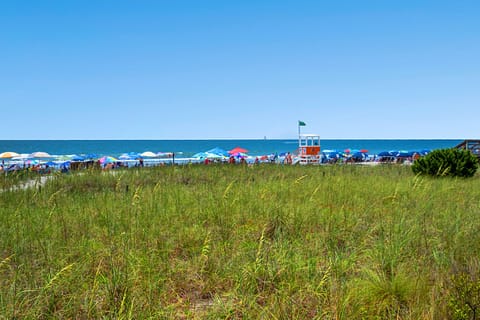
[{"left": 1, "top": 164, "right": 480, "bottom": 319}]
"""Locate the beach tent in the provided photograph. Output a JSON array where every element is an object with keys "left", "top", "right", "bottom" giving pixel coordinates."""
[
  {"left": 193, "top": 152, "right": 207, "bottom": 159},
  {"left": 206, "top": 152, "right": 226, "bottom": 159},
  {"left": 193, "top": 152, "right": 225, "bottom": 159},
  {"left": 207, "top": 147, "right": 229, "bottom": 157}
]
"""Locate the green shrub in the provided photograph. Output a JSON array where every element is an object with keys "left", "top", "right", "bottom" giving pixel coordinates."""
[{"left": 412, "top": 148, "right": 478, "bottom": 178}]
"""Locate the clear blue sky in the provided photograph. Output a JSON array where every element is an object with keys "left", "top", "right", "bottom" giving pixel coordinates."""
[{"left": 1, "top": 1, "right": 479, "bottom": 139}]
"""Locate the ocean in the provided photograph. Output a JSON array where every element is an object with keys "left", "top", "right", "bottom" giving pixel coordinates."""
[{"left": 0, "top": 139, "right": 463, "bottom": 158}]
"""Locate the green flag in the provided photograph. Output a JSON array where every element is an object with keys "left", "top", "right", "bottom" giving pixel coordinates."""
[{"left": 298, "top": 120, "right": 306, "bottom": 126}]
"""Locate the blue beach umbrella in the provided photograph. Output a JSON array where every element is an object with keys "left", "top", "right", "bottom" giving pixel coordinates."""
[
  {"left": 323, "top": 151, "right": 339, "bottom": 158},
  {"left": 397, "top": 151, "right": 413, "bottom": 157},
  {"left": 377, "top": 151, "right": 391, "bottom": 157},
  {"left": 419, "top": 149, "right": 431, "bottom": 155},
  {"left": 72, "top": 155, "right": 85, "bottom": 161},
  {"left": 207, "top": 147, "right": 229, "bottom": 157},
  {"left": 352, "top": 151, "right": 368, "bottom": 161},
  {"left": 207, "top": 152, "right": 226, "bottom": 159}
]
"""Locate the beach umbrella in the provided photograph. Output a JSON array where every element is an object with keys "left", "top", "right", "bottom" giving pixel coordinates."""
[
  {"left": 419, "top": 149, "right": 431, "bottom": 155},
  {"left": 29, "top": 151, "right": 52, "bottom": 158},
  {"left": 323, "top": 151, "right": 340, "bottom": 158},
  {"left": 99, "top": 156, "right": 118, "bottom": 164},
  {"left": 140, "top": 151, "right": 157, "bottom": 158},
  {"left": 352, "top": 151, "right": 368, "bottom": 161},
  {"left": 119, "top": 154, "right": 133, "bottom": 160},
  {"left": 396, "top": 151, "right": 412, "bottom": 157},
  {"left": 360, "top": 149, "right": 369, "bottom": 153},
  {"left": 0, "top": 151, "right": 20, "bottom": 158},
  {"left": 229, "top": 147, "right": 248, "bottom": 154},
  {"left": 377, "top": 151, "right": 391, "bottom": 157}
]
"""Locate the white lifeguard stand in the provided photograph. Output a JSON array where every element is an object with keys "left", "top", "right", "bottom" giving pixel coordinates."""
[{"left": 297, "top": 134, "right": 321, "bottom": 164}]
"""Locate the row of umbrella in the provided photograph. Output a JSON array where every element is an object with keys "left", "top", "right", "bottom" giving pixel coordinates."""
[
  {"left": 193, "top": 147, "right": 249, "bottom": 160},
  {"left": 0, "top": 150, "right": 175, "bottom": 161},
  {"left": 0, "top": 151, "right": 52, "bottom": 159},
  {"left": 322, "top": 149, "right": 431, "bottom": 160}
]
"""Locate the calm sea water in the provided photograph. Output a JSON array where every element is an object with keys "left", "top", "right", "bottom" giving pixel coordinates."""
[{"left": 0, "top": 139, "right": 463, "bottom": 158}]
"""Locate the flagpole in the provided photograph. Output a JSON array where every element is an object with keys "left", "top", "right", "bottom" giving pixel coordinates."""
[{"left": 298, "top": 121, "right": 301, "bottom": 149}]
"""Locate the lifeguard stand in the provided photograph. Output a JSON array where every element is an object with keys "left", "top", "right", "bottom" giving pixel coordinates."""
[{"left": 297, "top": 134, "right": 321, "bottom": 164}]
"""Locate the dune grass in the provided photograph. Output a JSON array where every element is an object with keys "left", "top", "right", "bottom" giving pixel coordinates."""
[{"left": 1, "top": 164, "right": 480, "bottom": 319}]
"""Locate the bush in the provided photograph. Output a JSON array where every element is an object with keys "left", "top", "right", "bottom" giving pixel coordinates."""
[{"left": 412, "top": 148, "right": 478, "bottom": 178}]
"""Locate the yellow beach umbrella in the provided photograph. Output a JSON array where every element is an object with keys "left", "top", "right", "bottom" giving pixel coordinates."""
[{"left": 0, "top": 151, "right": 20, "bottom": 158}]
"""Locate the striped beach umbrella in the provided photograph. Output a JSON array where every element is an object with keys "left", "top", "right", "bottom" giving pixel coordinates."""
[{"left": 99, "top": 156, "right": 118, "bottom": 164}]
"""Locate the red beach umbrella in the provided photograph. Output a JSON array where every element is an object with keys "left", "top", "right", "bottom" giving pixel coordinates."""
[
  {"left": 360, "top": 149, "right": 369, "bottom": 153},
  {"left": 228, "top": 147, "right": 248, "bottom": 154}
]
